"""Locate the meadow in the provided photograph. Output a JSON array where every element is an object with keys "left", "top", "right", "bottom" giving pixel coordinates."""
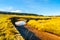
[{"left": 0, "top": 13, "right": 60, "bottom": 40}]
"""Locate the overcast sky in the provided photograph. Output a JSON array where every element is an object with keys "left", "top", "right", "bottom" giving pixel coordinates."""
[{"left": 0, "top": 0, "right": 60, "bottom": 15}]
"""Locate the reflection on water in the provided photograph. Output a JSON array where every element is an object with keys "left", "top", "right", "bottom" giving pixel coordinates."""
[
  {"left": 15, "top": 25, "right": 40, "bottom": 40},
  {"left": 10, "top": 17, "right": 41, "bottom": 40}
]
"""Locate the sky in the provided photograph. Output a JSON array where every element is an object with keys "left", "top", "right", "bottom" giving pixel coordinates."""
[{"left": 0, "top": 0, "right": 60, "bottom": 16}]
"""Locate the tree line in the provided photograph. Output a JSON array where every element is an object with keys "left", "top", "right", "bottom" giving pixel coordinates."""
[{"left": 0, "top": 11, "right": 43, "bottom": 16}]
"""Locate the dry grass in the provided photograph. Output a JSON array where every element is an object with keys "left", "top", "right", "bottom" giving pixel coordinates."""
[{"left": 0, "top": 14, "right": 60, "bottom": 40}]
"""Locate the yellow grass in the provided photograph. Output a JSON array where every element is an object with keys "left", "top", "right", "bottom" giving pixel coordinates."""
[
  {"left": 0, "top": 14, "right": 24, "bottom": 40},
  {"left": 27, "top": 17, "right": 60, "bottom": 36},
  {"left": 0, "top": 14, "right": 60, "bottom": 40}
]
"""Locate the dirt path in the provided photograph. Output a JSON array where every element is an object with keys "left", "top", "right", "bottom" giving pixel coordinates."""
[{"left": 25, "top": 26, "right": 60, "bottom": 40}]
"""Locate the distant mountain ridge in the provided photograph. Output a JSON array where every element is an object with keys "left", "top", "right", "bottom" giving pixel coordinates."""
[{"left": 0, "top": 11, "right": 43, "bottom": 16}]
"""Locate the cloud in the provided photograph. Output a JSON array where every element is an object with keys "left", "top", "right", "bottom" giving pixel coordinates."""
[
  {"left": 0, "top": 6, "right": 13, "bottom": 11},
  {"left": 11, "top": 10, "right": 22, "bottom": 13},
  {"left": 0, "top": 6, "right": 22, "bottom": 13}
]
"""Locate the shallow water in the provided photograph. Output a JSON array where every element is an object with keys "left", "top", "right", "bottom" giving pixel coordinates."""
[
  {"left": 10, "top": 17, "right": 41, "bottom": 40},
  {"left": 15, "top": 25, "right": 40, "bottom": 40}
]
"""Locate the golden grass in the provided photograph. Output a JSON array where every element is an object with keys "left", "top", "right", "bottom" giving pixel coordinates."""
[
  {"left": 0, "top": 14, "right": 60, "bottom": 40},
  {"left": 27, "top": 17, "right": 60, "bottom": 36},
  {"left": 0, "top": 14, "right": 24, "bottom": 40}
]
